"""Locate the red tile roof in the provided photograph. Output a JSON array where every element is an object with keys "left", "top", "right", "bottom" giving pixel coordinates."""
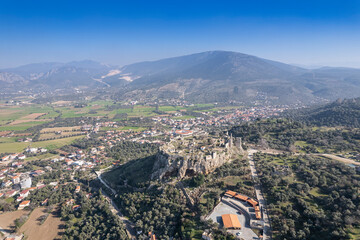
[{"left": 222, "top": 214, "right": 241, "bottom": 229}]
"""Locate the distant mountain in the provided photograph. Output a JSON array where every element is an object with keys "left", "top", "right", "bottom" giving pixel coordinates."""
[
  {"left": 3, "top": 62, "right": 63, "bottom": 77},
  {"left": 284, "top": 98, "right": 360, "bottom": 127},
  {"left": 1, "top": 51, "right": 360, "bottom": 104},
  {"left": 114, "top": 51, "right": 360, "bottom": 104},
  {"left": 0, "top": 60, "right": 114, "bottom": 90}
]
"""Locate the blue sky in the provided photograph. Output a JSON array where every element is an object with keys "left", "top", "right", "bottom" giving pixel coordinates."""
[{"left": 1, "top": 0, "right": 360, "bottom": 68}]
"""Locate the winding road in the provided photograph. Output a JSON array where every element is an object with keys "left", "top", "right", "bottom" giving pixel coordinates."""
[{"left": 95, "top": 169, "right": 137, "bottom": 239}]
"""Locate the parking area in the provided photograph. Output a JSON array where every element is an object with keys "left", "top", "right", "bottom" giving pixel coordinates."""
[{"left": 206, "top": 200, "right": 259, "bottom": 240}]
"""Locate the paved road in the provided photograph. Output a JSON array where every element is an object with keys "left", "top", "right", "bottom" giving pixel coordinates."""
[
  {"left": 248, "top": 149, "right": 272, "bottom": 240},
  {"left": 96, "top": 170, "right": 137, "bottom": 239}
]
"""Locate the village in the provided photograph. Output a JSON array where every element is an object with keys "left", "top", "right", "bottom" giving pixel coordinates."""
[{"left": 0, "top": 103, "right": 287, "bottom": 240}]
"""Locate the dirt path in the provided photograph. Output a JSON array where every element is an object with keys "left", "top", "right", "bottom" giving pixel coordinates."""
[
  {"left": 316, "top": 154, "right": 360, "bottom": 166},
  {"left": 252, "top": 146, "right": 360, "bottom": 166}
]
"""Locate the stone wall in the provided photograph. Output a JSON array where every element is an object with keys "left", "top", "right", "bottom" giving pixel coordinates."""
[{"left": 151, "top": 136, "right": 243, "bottom": 180}]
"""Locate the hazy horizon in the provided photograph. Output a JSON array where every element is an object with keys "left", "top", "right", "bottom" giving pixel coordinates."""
[
  {"left": 1, "top": 0, "right": 360, "bottom": 68},
  {"left": 2, "top": 50, "right": 360, "bottom": 70}
]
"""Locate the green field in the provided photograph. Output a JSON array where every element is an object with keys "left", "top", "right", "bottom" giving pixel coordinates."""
[
  {"left": 0, "top": 102, "right": 213, "bottom": 124},
  {"left": 0, "top": 105, "right": 55, "bottom": 122},
  {"left": 25, "top": 153, "right": 60, "bottom": 161},
  {"left": 0, "top": 137, "right": 20, "bottom": 143},
  {"left": 58, "top": 108, "right": 87, "bottom": 118},
  {"left": 0, "top": 135, "right": 84, "bottom": 153},
  {"left": 39, "top": 110, "right": 60, "bottom": 119},
  {"left": 0, "top": 101, "right": 215, "bottom": 154},
  {"left": 88, "top": 100, "right": 115, "bottom": 106},
  {"left": 0, "top": 105, "right": 56, "bottom": 132},
  {"left": 158, "top": 106, "right": 186, "bottom": 112},
  {"left": 192, "top": 103, "right": 214, "bottom": 108},
  {"left": 101, "top": 126, "right": 146, "bottom": 132},
  {"left": 0, "top": 121, "right": 50, "bottom": 131},
  {"left": 111, "top": 106, "right": 157, "bottom": 118},
  {"left": 57, "top": 103, "right": 158, "bottom": 118}
]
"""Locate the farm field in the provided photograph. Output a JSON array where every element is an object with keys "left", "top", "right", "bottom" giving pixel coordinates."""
[
  {"left": 0, "top": 101, "right": 224, "bottom": 154},
  {"left": 0, "top": 135, "right": 84, "bottom": 154},
  {"left": 9, "top": 113, "right": 46, "bottom": 125},
  {"left": 158, "top": 106, "right": 186, "bottom": 111},
  {"left": 0, "top": 210, "right": 30, "bottom": 233},
  {"left": 51, "top": 100, "right": 72, "bottom": 105},
  {"left": 100, "top": 126, "right": 146, "bottom": 132},
  {"left": 53, "top": 102, "right": 221, "bottom": 119},
  {"left": 40, "top": 126, "right": 82, "bottom": 133},
  {"left": 20, "top": 207, "right": 65, "bottom": 240},
  {"left": 39, "top": 131, "right": 85, "bottom": 140},
  {"left": 0, "top": 101, "right": 218, "bottom": 125},
  {"left": 0, "top": 121, "right": 50, "bottom": 132},
  {"left": 0, "top": 106, "right": 55, "bottom": 123},
  {"left": 127, "top": 111, "right": 157, "bottom": 118},
  {"left": 110, "top": 105, "right": 158, "bottom": 118},
  {"left": 0, "top": 106, "right": 57, "bottom": 132},
  {"left": 24, "top": 153, "right": 60, "bottom": 162},
  {"left": 0, "top": 101, "right": 225, "bottom": 154},
  {"left": 0, "top": 137, "right": 19, "bottom": 144}
]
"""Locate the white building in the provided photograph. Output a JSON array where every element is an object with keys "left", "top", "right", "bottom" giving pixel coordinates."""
[
  {"left": 20, "top": 177, "right": 32, "bottom": 189},
  {"left": 40, "top": 148, "right": 48, "bottom": 153},
  {"left": 27, "top": 148, "right": 38, "bottom": 154}
]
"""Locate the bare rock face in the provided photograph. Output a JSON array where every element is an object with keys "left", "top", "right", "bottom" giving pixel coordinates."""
[{"left": 151, "top": 135, "right": 243, "bottom": 180}]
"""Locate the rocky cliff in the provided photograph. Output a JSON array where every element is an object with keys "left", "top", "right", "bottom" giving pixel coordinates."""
[{"left": 151, "top": 135, "right": 243, "bottom": 180}]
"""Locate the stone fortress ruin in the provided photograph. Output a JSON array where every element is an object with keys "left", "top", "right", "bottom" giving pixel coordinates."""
[{"left": 151, "top": 132, "right": 244, "bottom": 180}]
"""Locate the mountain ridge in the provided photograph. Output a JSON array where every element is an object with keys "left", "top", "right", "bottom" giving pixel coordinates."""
[{"left": 1, "top": 51, "right": 360, "bottom": 104}]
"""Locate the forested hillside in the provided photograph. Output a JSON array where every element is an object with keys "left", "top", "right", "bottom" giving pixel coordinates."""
[
  {"left": 285, "top": 98, "right": 360, "bottom": 127},
  {"left": 230, "top": 119, "right": 360, "bottom": 153},
  {"left": 254, "top": 153, "right": 360, "bottom": 240}
]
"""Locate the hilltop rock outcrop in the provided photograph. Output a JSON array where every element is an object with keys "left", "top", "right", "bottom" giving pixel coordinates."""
[{"left": 151, "top": 135, "right": 243, "bottom": 180}]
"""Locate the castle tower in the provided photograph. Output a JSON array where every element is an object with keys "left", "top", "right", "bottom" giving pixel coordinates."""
[
  {"left": 236, "top": 137, "right": 244, "bottom": 152},
  {"left": 229, "top": 133, "right": 233, "bottom": 148}
]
